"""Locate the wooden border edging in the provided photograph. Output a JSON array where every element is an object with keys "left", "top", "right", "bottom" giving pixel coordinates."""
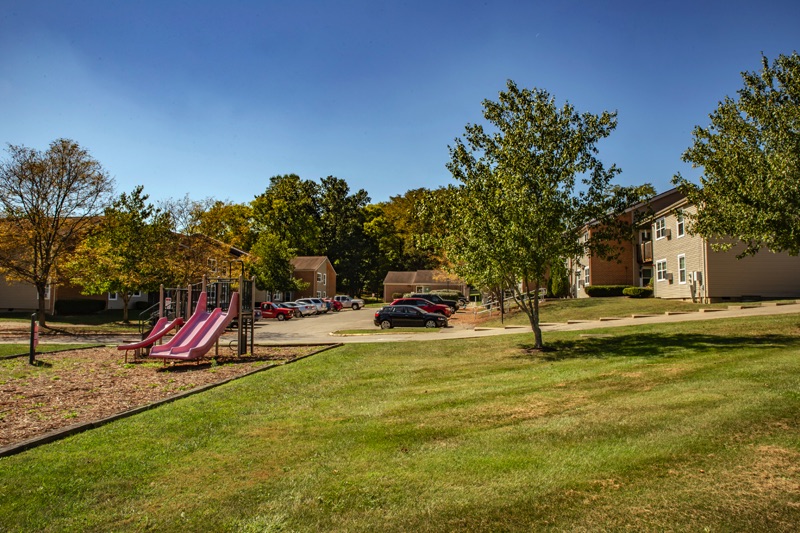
[{"left": 0, "top": 343, "right": 342, "bottom": 458}]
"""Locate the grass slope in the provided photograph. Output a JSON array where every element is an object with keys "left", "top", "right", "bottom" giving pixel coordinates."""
[{"left": 1, "top": 314, "right": 799, "bottom": 531}]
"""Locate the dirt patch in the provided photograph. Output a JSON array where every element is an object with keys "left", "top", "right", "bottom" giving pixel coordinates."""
[{"left": 0, "top": 345, "right": 322, "bottom": 447}]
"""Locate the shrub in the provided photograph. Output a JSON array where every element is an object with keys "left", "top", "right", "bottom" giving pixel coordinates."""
[
  {"left": 392, "top": 292, "right": 404, "bottom": 300},
  {"left": 430, "top": 290, "right": 463, "bottom": 300},
  {"left": 583, "top": 285, "right": 631, "bottom": 297},
  {"left": 54, "top": 299, "right": 106, "bottom": 315},
  {"left": 623, "top": 287, "right": 654, "bottom": 298}
]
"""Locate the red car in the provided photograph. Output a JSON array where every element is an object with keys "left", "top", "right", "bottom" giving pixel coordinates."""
[
  {"left": 260, "top": 302, "right": 294, "bottom": 321},
  {"left": 390, "top": 297, "right": 451, "bottom": 317},
  {"left": 324, "top": 298, "right": 343, "bottom": 311}
]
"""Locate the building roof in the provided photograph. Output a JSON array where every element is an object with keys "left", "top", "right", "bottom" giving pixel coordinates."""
[
  {"left": 291, "top": 256, "right": 334, "bottom": 273},
  {"left": 384, "top": 269, "right": 464, "bottom": 285}
]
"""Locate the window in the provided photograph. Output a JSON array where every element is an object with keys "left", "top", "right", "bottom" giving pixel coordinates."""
[
  {"left": 656, "top": 260, "right": 668, "bottom": 282},
  {"left": 655, "top": 218, "right": 667, "bottom": 239},
  {"left": 322, "top": 273, "right": 327, "bottom": 285},
  {"left": 584, "top": 266, "right": 590, "bottom": 286},
  {"left": 132, "top": 291, "right": 142, "bottom": 297},
  {"left": 108, "top": 292, "right": 118, "bottom": 300},
  {"left": 207, "top": 258, "right": 217, "bottom": 273},
  {"left": 576, "top": 269, "right": 583, "bottom": 287},
  {"left": 676, "top": 215, "right": 685, "bottom": 238},
  {"left": 678, "top": 255, "right": 686, "bottom": 284},
  {"left": 316, "top": 272, "right": 322, "bottom": 282},
  {"left": 316, "top": 290, "right": 322, "bottom": 298},
  {"left": 583, "top": 231, "right": 589, "bottom": 243}
]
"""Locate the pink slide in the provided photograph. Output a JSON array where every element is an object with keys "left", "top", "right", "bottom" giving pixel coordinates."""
[
  {"left": 148, "top": 292, "right": 239, "bottom": 361},
  {"left": 118, "top": 316, "right": 184, "bottom": 352}
]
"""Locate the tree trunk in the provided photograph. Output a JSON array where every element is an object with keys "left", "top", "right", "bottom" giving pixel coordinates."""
[
  {"left": 530, "top": 279, "right": 544, "bottom": 349},
  {"left": 36, "top": 285, "right": 47, "bottom": 327},
  {"left": 122, "top": 294, "right": 131, "bottom": 323}
]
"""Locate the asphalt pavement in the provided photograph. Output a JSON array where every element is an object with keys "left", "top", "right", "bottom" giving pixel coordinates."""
[{"left": 1, "top": 302, "right": 798, "bottom": 347}]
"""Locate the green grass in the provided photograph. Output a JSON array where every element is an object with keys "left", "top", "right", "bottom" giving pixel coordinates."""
[
  {"left": 1, "top": 314, "right": 800, "bottom": 531},
  {"left": 0, "top": 343, "right": 99, "bottom": 358},
  {"left": 479, "top": 296, "right": 758, "bottom": 327},
  {"left": 0, "top": 310, "right": 140, "bottom": 333}
]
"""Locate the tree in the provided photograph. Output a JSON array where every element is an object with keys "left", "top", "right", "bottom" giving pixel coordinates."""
[
  {"left": 248, "top": 232, "right": 307, "bottom": 296},
  {"left": 251, "top": 174, "right": 321, "bottom": 256},
  {"left": 64, "top": 186, "right": 174, "bottom": 322},
  {"left": 0, "top": 139, "right": 114, "bottom": 326},
  {"left": 675, "top": 52, "right": 800, "bottom": 256},
  {"left": 317, "top": 176, "right": 371, "bottom": 295},
  {"left": 442, "top": 80, "right": 644, "bottom": 349}
]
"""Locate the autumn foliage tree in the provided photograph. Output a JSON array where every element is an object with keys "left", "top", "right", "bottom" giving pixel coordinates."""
[
  {"left": 0, "top": 139, "right": 114, "bottom": 325},
  {"left": 675, "top": 52, "right": 800, "bottom": 256}
]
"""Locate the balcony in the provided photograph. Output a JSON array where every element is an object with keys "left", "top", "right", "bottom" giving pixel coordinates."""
[{"left": 638, "top": 241, "right": 653, "bottom": 263}]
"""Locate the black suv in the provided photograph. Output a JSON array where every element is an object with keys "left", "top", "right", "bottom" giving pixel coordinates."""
[
  {"left": 374, "top": 305, "right": 448, "bottom": 329},
  {"left": 408, "top": 293, "right": 459, "bottom": 314}
]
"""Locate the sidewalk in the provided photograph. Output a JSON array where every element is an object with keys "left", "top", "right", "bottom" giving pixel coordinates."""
[{"left": 1, "top": 301, "right": 798, "bottom": 345}]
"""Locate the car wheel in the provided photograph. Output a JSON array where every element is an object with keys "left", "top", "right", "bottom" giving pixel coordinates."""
[
  {"left": 352, "top": 303, "right": 360, "bottom": 311},
  {"left": 380, "top": 320, "right": 392, "bottom": 329},
  {"left": 294, "top": 311, "right": 301, "bottom": 318},
  {"left": 425, "top": 319, "right": 437, "bottom": 328},
  {"left": 277, "top": 314, "right": 285, "bottom": 321}
]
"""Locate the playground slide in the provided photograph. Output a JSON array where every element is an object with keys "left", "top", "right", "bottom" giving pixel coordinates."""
[
  {"left": 117, "top": 316, "right": 184, "bottom": 352},
  {"left": 149, "top": 292, "right": 239, "bottom": 361}
]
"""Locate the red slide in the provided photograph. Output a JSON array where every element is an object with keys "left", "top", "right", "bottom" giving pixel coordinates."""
[{"left": 149, "top": 292, "right": 239, "bottom": 361}]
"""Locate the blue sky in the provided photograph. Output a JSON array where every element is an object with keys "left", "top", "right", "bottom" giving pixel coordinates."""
[{"left": 1, "top": 1, "right": 798, "bottom": 205}]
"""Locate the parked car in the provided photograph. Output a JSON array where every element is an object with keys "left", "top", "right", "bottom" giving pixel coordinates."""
[
  {"left": 292, "top": 300, "right": 318, "bottom": 316},
  {"left": 373, "top": 305, "right": 448, "bottom": 329},
  {"left": 275, "top": 302, "right": 302, "bottom": 318},
  {"left": 408, "top": 293, "right": 459, "bottom": 314},
  {"left": 333, "top": 295, "right": 365, "bottom": 310},
  {"left": 324, "top": 298, "right": 343, "bottom": 311},
  {"left": 259, "top": 302, "right": 294, "bottom": 321},
  {"left": 390, "top": 297, "right": 451, "bottom": 317},
  {"left": 297, "top": 297, "right": 327, "bottom": 314}
]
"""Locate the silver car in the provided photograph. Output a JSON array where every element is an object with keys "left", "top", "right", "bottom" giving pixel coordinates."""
[
  {"left": 292, "top": 300, "right": 318, "bottom": 316},
  {"left": 296, "top": 298, "right": 326, "bottom": 314}
]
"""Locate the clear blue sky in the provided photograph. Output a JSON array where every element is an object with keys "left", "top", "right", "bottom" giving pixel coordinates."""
[{"left": 1, "top": 1, "right": 798, "bottom": 205}]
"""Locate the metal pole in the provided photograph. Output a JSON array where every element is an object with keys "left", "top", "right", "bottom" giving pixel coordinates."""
[{"left": 29, "top": 313, "right": 37, "bottom": 365}]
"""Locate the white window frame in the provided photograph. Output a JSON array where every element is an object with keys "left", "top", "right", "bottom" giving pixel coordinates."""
[
  {"left": 656, "top": 259, "right": 668, "bottom": 282},
  {"left": 322, "top": 273, "right": 327, "bottom": 285},
  {"left": 131, "top": 291, "right": 142, "bottom": 298},
  {"left": 316, "top": 290, "right": 322, "bottom": 298},
  {"left": 655, "top": 218, "right": 667, "bottom": 240},
  {"left": 583, "top": 266, "right": 590, "bottom": 286},
  {"left": 316, "top": 272, "right": 322, "bottom": 282},
  {"left": 108, "top": 292, "right": 118, "bottom": 300},
  {"left": 678, "top": 254, "right": 686, "bottom": 284},
  {"left": 676, "top": 216, "right": 685, "bottom": 238},
  {"left": 44, "top": 284, "right": 51, "bottom": 300}
]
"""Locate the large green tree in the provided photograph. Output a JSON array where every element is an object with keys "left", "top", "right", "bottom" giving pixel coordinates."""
[
  {"left": 0, "top": 139, "right": 114, "bottom": 326},
  {"left": 318, "top": 176, "right": 371, "bottom": 295},
  {"left": 251, "top": 174, "right": 320, "bottom": 256},
  {"left": 65, "top": 186, "right": 174, "bottom": 322},
  {"left": 247, "top": 232, "right": 307, "bottom": 296},
  {"left": 675, "top": 52, "right": 800, "bottom": 256},
  {"left": 443, "top": 80, "right": 644, "bottom": 349}
]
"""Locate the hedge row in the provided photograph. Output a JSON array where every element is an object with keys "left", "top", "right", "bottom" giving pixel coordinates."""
[
  {"left": 622, "top": 287, "right": 654, "bottom": 298},
  {"left": 583, "top": 285, "right": 631, "bottom": 297}
]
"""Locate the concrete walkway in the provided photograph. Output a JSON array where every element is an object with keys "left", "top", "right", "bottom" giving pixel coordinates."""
[{"left": 1, "top": 302, "right": 798, "bottom": 347}]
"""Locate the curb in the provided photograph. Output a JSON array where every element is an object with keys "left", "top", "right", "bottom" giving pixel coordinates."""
[{"left": 0, "top": 343, "right": 342, "bottom": 458}]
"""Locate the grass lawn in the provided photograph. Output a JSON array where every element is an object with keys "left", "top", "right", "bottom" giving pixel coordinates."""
[
  {"left": 1, "top": 314, "right": 799, "bottom": 531},
  {"left": 479, "top": 296, "right": 769, "bottom": 327},
  {"left": 0, "top": 343, "right": 98, "bottom": 358},
  {"left": 0, "top": 310, "right": 141, "bottom": 334}
]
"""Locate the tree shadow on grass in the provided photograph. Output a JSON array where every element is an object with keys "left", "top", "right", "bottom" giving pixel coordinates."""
[{"left": 519, "top": 332, "right": 800, "bottom": 362}]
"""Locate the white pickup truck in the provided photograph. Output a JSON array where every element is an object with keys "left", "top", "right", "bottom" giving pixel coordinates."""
[{"left": 333, "top": 295, "right": 364, "bottom": 310}]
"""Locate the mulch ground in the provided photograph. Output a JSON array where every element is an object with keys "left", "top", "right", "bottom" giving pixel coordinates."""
[{"left": 0, "top": 345, "right": 322, "bottom": 448}]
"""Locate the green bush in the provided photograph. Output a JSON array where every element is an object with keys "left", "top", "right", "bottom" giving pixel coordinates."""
[
  {"left": 583, "top": 285, "right": 631, "bottom": 297},
  {"left": 430, "top": 290, "right": 463, "bottom": 300},
  {"left": 392, "top": 292, "right": 404, "bottom": 300},
  {"left": 623, "top": 287, "right": 654, "bottom": 298},
  {"left": 54, "top": 299, "right": 106, "bottom": 315}
]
